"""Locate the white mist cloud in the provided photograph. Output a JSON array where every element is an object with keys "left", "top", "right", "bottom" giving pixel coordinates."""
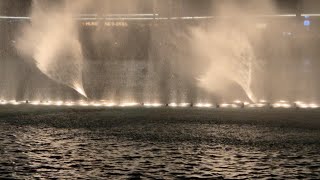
[
  {"left": 15, "top": 0, "right": 87, "bottom": 97},
  {"left": 191, "top": 24, "right": 258, "bottom": 102},
  {"left": 189, "top": 1, "right": 278, "bottom": 102}
]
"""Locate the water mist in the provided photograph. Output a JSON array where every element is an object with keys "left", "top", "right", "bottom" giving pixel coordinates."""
[
  {"left": 191, "top": 26, "right": 258, "bottom": 102},
  {"left": 15, "top": 0, "right": 87, "bottom": 97},
  {"left": 188, "top": 1, "right": 281, "bottom": 102}
]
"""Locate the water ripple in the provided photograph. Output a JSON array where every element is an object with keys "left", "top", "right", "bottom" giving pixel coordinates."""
[{"left": 0, "top": 109, "right": 319, "bottom": 179}]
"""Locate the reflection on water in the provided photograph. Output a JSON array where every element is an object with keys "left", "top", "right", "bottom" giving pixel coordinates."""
[{"left": 0, "top": 109, "right": 320, "bottom": 179}]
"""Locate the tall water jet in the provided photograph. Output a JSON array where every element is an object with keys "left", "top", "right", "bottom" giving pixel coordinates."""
[{"left": 15, "top": 0, "right": 87, "bottom": 97}]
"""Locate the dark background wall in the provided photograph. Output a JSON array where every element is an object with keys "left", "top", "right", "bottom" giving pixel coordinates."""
[{"left": 1, "top": 0, "right": 320, "bottom": 17}]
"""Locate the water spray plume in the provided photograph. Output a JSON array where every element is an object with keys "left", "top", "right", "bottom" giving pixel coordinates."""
[
  {"left": 74, "top": 84, "right": 88, "bottom": 98},
  {"left": 15, "top": 0, "right": 87, "bottom": 97},
  {"left": 192, "top": 27, "right": 258, "bottom": 103}
]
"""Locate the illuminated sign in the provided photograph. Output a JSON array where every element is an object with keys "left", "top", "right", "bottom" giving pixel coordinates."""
[
  {"left": 304, "top": 20, "right": 310, "bottom": 26},
  {"left": 104, "top": 22, "right": 128, "bottom": 27},
  {"left": 82, "top": 21, "right": 98, "bottom": 26},
  {"left": 81, "top": 21, "right": 128, "bottom": 27}
]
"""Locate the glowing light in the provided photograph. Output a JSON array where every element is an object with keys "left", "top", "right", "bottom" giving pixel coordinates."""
[
  {"left": 65, "top": 102, "right": 74, "bottom": 106},
  {"left": 195, "top": 103, "right": 213, "bottom": 108},
  {"left": 309, "top": 103, "right": 319, "bottom": 108},
  {"left": 168, "top": 103, "right": 178, "bottom": 107},
  {"left": 11, "top": 101, "right": 21, "bottom": 105},
  {"left": 0, "top": 16, "right": 31, "bottom": 19},
  {"left": 120, "top": 102, "right": 139, "bottom": 107},
  {"left": 256, "top": 103, "right": 265, "bottom": 107},
  {"left": 43, "top": 101, "right": 52, "bottom": 105},
  {"left": 220, "top": 103, "right": 230, "bottom": 108},
  {"left": 144, "top": 103, "right": 163, "bottom": 107},
  {"left": 282, "top": 104, "right": 291, "bottom": 108},
  {"left": 180, "top": 17, "right": 193, "bottom": 19},
  {"left": 104, "top": 102, "right": 116, "bottom": 107},
  {"left": 103, "top": 13, "right": 159, "bottom": 17},
  {"left": 4, "top": 98, "right": 317, "bottom": 110},
  {"left": 0, "top": 100, "right": 7, "bottom": 105},
  {"left": 273, "top": 103, "right": 291, "bottom": 108},
  {"left": 301, "top": 14, "right": 320, "bottom": 17},
  {"left": 257, "top": 14, "right": 297, "bottom": 17},
  {"left": 79, "top": 102, "right": 89, "bottom": 106},
  {"left": 219, "top": 103, "right": 239, "bottom": 108},
  {"left": 179, "top": 103, "right": 190, "bottom": 107},
  {"left": 31, "top": 101, "right": 40, "bottom": 105},
  {"left": 92, "top": 102, "right": 102, "bottom": 107},
  {"left": 295, "top": 101, "right": 303, "bottom": 104},
  {"left": 144, "top": 103, "right": 153, "bottom": 107},
  {"left": 273, "top": 103, "right": 281, "bottom": 108},
  {"left": 304, "top": 20, "right": 311, "bottom": 27},
  {"left": 299, "top": 104, "right": 309, "bottom": 108},
  {"left": 55, "top": 101, "right": 64, "bottom": 106},
  {"left": 294, "top": 102, "right": 319, "bottom": 109}
]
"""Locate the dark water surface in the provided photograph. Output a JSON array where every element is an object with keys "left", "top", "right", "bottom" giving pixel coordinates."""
[{"left": 0, "top": 106, "right": 320, "bottom": 179}]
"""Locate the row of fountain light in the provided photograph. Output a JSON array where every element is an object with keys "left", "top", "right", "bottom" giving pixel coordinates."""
[{"left": 0, "top": 99, "right": 318, "bottom": 109}]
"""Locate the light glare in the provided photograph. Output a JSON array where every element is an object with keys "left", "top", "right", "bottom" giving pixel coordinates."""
[
  {"left": 169, "top": 103, "right": 178, "bottom": 107},
  {"left": 195, "top": 103, "right": 213, "bottom": 108},
  {"left": 120, "top": 102, "right": 139, "bottom": 107},
  {"left": 144, "top": 103, "right": 162, "bottom": 107}
]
